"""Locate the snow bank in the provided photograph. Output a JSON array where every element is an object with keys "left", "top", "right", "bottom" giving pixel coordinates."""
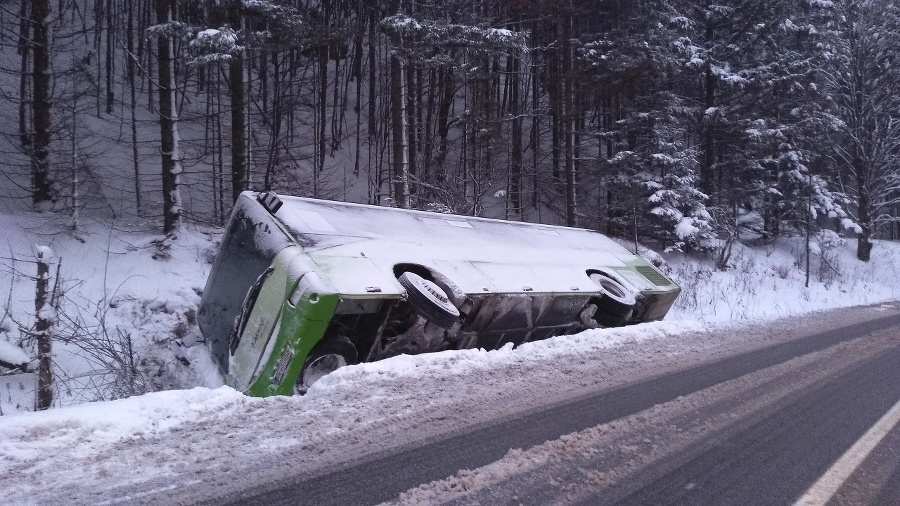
[
  {"left": 0, "top": 211, "right": 223, "bottom": 415},
  {"left": 308, "top": 320, "right": 703, "bottom": 396},
  {"left": 0, "top": 320, "right": 704, "bottom": 504},
  {"left": 0, "top": 387, "right": 249, "bottom": 463},
  {"left": 665, "top": 237, "right": 900, "bottom": 322}
]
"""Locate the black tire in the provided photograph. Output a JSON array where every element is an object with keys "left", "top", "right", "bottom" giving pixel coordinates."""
[
  {"left": 398, "top": 271, "right": 460, "bottom": 329},
  {"left": 295, "top": 336, "right": 358, "bottom": 395},
  {"left": 589, "top": 273, "right": 636, "bottom": 317}
]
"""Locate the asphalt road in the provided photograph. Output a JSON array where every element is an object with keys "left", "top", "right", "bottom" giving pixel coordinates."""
[
  {"left": 217, "top": 311, "right": 900, "bottom": 506},
  {"left": 594, "top": 336, "right": 900, "bottom": 505}
]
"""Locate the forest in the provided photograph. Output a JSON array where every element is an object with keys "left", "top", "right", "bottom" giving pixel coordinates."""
[{"left": 3, "top": 0, "right": 900, "bottom": 262}]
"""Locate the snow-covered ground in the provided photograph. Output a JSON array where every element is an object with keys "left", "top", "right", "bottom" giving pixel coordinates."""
[
  {"left": 0, "top": 212, "right": 223, "bottom": 412},
  {"left": 0, "top": 210, "right": 899, "bottom": 504}
]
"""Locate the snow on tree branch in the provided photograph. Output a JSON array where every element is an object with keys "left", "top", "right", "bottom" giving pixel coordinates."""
[
  {"left": 380, "top": 14, "right": 527, "bottom": 57},
  {"left": 146, "top": 21, "right": 192, "bottom": 40},
  {"left": 189, "top": 28, "right": 243, "bottom": 63}
]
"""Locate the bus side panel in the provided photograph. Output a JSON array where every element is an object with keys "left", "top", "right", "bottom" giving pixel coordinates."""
[
  {"left": 199, "top": 195, "right": 292, "bottom": 373},
  {"left": 227, "top": 252, "right": 297, "bottom": 391},
  {"left": 246, "top": 293, "right": 340, "bottom": 397},
  {"left": 637, "top": 289, "right": 681, "bottom": 322}
]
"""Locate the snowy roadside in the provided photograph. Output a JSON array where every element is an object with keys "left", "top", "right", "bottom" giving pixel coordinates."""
[
  {"left": 0, "top": 212, "right": 224, "bottom": 413},
  {"left": 0, "top": 320, "right": 695, "bottom": 505}
]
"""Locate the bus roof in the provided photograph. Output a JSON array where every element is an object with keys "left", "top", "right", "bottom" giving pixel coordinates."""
[
  {"left": 273, "top": 195, "right": 631, "bottom": 260},
  {"left": 264, "top": 195, "right": 641, "bottom": 296}
]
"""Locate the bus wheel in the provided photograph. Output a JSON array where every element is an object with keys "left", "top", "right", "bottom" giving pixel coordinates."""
[
  {"left": 588, "top": 273, "right": 636, "bottom": 322},
  {"left": 295, "top": 336, "right": 358, "bottom": 395},
  {"left": 398, "top": 271, "right": 460, "bottom": 329}
]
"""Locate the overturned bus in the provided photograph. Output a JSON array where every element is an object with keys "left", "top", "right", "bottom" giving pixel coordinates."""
[{"left": 198, "top": 192, "right": 681, "bottom": 397}]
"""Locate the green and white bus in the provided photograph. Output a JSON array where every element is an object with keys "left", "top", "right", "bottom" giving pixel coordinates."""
[{"left": 198, "top": 192, "right": 681, "bottom": 397}]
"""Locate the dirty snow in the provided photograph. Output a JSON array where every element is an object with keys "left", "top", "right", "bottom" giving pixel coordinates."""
[{"left": 0, "top": 209, "right": 899, "bottom": 504}]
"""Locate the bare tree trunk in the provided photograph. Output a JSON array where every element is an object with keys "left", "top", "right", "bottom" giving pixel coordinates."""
[
  {"left": 34, "top": 248, "right": 53, "bottom": 411},
  {"left": 508, "top": 49, "right": 522, "bottom": 219},
  {"left": 32, "top": 0, "right": 54, "bottom": 207},
  {"left": 481, "top": 56, "right": 495, "bottom": 206},
  {"left": 215, "top": 70, "right": 226, "bottom": 224},
  {"left": 701, "top": 60, "right": 716, "bottom": 198},
  {"left": 155, "top": 0, "right": 181, "bottom": 233},
  {"left": 354, "top": 41, "right": 363, "bottom": 178},
  {"left": 94, "top": 0, "right": 103, "bottom": 116},
  {"left": 406, "top": 63, "right": 418, "bottom": 198},
  {"left": 317, "top": 44, "right": 328, "bottom": 181},
  {"left": 562, "top": 12, "right": 577, "bottom": 226},
  {"left": 531, "top": 55, "right": 540, "bottom": 210},
  {"left": 260, "top": 51, "right": 268, "bottom": 125},
  {"left": 367, "top": 5, "right": 377, "bottom": 146},
  {"left": 70, "top": 93, "right": 80, "bottom": 231},
  {"left": 143, "top": 0, "right": 153, "bottom": 113},
  {"left": 263, "top": 53, "right": 282, "bottom": 191},
  {"left": 435, "top": 65, "right": 454, "bottom": 184},
  {"left": 422, "top": 68, "right": 436, "bottom": 183},
  {"left": 127, "top": 0, "right": 141, "bottom": 215},
  {"left": 18, "top": 0, "right": 32, "bottom": 149},
  {"left": 856, "top": 164, "right": 873, "bottom": 261},
  {"left": 550, "top": 45, "right": 561, "bottom": 183},
  {"left": 228, "top": 5, "right": 246, "bottom": 202},
  {"left": 105, "top": 0, "right": 115, "bottom": 114},
  {"left": 390, "top": 49, "right": 409, "bottom": 208}
]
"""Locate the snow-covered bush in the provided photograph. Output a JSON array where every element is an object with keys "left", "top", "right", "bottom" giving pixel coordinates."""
[{"left": 815, "top": 229, "right": 845, "bottom": 286}]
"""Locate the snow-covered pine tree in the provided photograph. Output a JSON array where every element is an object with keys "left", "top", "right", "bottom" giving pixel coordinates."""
[
  {"left": 572, "top": 1, "right": 710, "bottom": 250},
  {"left": 817, "top": 0, "right": 900, "bottom": 261}
]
